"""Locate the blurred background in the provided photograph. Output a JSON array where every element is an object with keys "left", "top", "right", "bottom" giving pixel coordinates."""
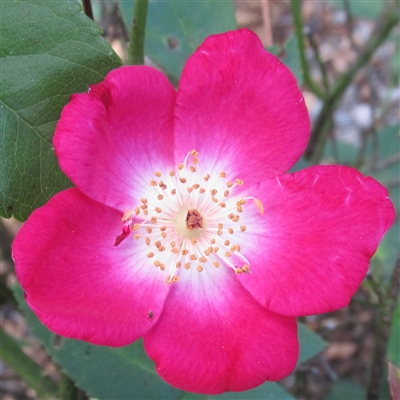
[{"left": 1, "top": 1, "right": 399, "bottom": 399}]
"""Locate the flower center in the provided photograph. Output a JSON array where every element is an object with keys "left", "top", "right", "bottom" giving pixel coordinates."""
[{"left": 114, "top": 150, "right": 263, "bottom": 284}]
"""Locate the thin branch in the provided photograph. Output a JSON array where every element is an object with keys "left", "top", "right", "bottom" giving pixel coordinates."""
[
  {"left": 374, "top": 152, "right": 400, "bottom": 172},
  {"left": 307, "top": 31, "right": 330, "bottom": 93},
  {"left": 304, "top": 9, "right": 399, "bottom": 162},
  {"left": 290, "top": 0, "right": 325, "bottom": 99},
  {"left": 128, "top": 0, "right": 149, "bottom": 65},
  {"left": 343, "top": 0, "right": 358, "bottom": 51}
]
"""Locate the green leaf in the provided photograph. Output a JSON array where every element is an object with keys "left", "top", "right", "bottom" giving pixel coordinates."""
[
  {"left": 325, "top": 379, "right": 366, "bottom": 400},
  {"left": 181, "top": 381, "right": 295, "bottom": 400},
  {"left": 0, "top": 0, "right": 121, "bottom": 221},
  {"left": 297, "top": 322, "right": 327, "bottom": 365},
  {"left": 13, "top": 284, "right": 182, "bottom": 400},
  {"left": 119, "top": 0, "right": 236, "bottom": 81},
  {"left": 282, "top": 35, "right": 303, "bottom": 86}
]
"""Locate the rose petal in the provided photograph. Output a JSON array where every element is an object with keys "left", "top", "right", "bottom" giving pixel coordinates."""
[
  {"left": 174, "top": 29, "right": 310, "bottom": 183},
  {"left": 13, "top": 189, "right": 171, "bottom": 346},
  {"left": 144, "top": 265, "right": 298, "bottom": 394},
  {"left": 235, "top": 165, "right": 395, "bottom": 316},
  {"left": 54, "top": 66, "right": 176, "bottom": 211}
]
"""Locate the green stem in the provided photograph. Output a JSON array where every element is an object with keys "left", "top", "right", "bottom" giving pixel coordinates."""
[
  {"left": 290, "top": 0, "right": 325, "bottom": 99},
  {"left": 307, "top": 31, "right": 330, "bottom": 94},
  {"left": 304, "top": 9, "right": 400, "bottom": 163},
  {"left": 128, "top": 0, "right": 149, "bottom": 65},
  {"left": 0, "top": 328, "right": 58, "bottom": 398},
  {"left": 367, "top": 257, "right": 400, "bottom": 400}
]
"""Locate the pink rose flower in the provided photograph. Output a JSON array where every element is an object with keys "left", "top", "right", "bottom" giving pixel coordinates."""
[{"left": 12, "top": 29, "right": 395, "bottom": 394}]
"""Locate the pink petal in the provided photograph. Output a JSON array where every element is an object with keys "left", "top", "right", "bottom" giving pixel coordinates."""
[
  {"left": 54, "top": 66, "right": 176, "bottom": 211},
  {"left": 236, "top": 165, "right": 395, "bottom": 316},
  {"left": 173, "top": 29, "right": 310, "bottom": 183},
  {"left": 144, "top": 266, "right": 298, "bottom": 394},
  {"left": 13, "top": 189, "right": 171, "bottom": 346}
]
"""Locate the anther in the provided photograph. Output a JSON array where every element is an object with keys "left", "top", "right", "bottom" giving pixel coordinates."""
[
  {"left": 190, "top": 254, "right": 197, "bottom": 261},
  {"left": 228, "top": 228, "right": 234, "bottom": 234},
  {"left": 225, "top": 252, "right": 232, "bottom": 257},
  {"left": 190, "top": 166, "right": 196, "bottom": 173},
  {"left": 145, "top": 237, "right": 151, "bottom": 246},
  {"left": 235, "top": 268, "right": 243, "bottom": 274},
  {"left": 219, "top": 202, "right": 226, "bottom": 208},
  {"left": 155, "top": 171, "right": 162, "bottom": 177},
  {"left": 190, "top": 149, "right": 198, "bottom": 156},
  {"left": 146, "top": 227, "right": 153, "bottom": 233},
  {"left": 157, "top": 194, "right": 164, "bottom": 200},
  {"left": 199, "top": 188, "right": 206, "bottom": 194},
  {"left": 224, "top": 190, "right": 230, "bottom": 197},
  {"left": 141, "top": 198, "right": 148, "bottom": 204},
  {"left": 134, "top": 207, "right": 140, "bottom": 215},
  {"left": 151, "top": 217, "right": 157, "bottom": 223},
  {"left": 199, "top": 256, "right": 207, "bottom": 263},
  {"left": 171, "top": 189, "right": 176, "bottom": 195},
  {"left": 197, "top": 266, "right": 203, "bottom": 272},
  {"left": 235, "top": 179, "right": 243, "bottom": 185},
  {"left": 218, "top": 223, "right": 223, "bottom": 230},
  {"left": 176, "top": 261, "right": 181, "bottom": 268},
  {"left": 232, "top": 215, "right": 240, "bottom": 222},
  {"left": 169, "top": 170, "right": 175, "bottom": 177},
  {"left": 220, "top": 172, "right": 227, "bottom": 178},
  {"left": 224, "top": 240, "right": 230, "bottom": 246},
  {"left": 211, "top": 189, "right": 217, "bottom": 196},
  {"left": 193, "top": 184, "right": 200, "bottom": 190},
  {"left": 171, "top": 248, "right": 179, "bottom": 254},
  {"left": 184, "top": 263, "right": 191, "bottom": 270},
  {"left": 150, "top": 180, "right": 157, "bottom": 186},
  {"left": 155, "top": 207, "right": 162, "bottom": 213},
  {"left": 204, "top": 174, "right": 210, "bottom": 181},
  {"left": 192, "top": 158, "right": 198, "bottom": 164},
  {"left": 160, "top": 226, "right": 167, "bottom": 231},
  {"left": 179, "top": 178, "right": 187, "bottom": 184},
  {"left": 170, "top": 241, "right": 176, "bottom": 248},
  {"left": 213, "top": 261, "right": 220, "bottom": 268},
  {"left": 182, "top": 249, "right": 189, "bottom": 256},
  {"left": 228, "top": 213, "right": 235, "bottom": 219},
  {"left": 147, "top": 252, "right": 154, "bottom": 258},
  {"left": 132, "top": 224, "right": 140, "bottom": 231},
  {"left": 161, "top": 232, "right": 167, "bottom": 238},
  {"left": 178, "top": 163, "right": 184, "bottom": 170},
  {"left": 227, "top": 181, "right": 233, "bottom": 188},
  {"left": 217, "top": 230, "right": 223, "bottom": 235},
  {"left": 133, "top": 234, "right": 140, "bottom": 240}
]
